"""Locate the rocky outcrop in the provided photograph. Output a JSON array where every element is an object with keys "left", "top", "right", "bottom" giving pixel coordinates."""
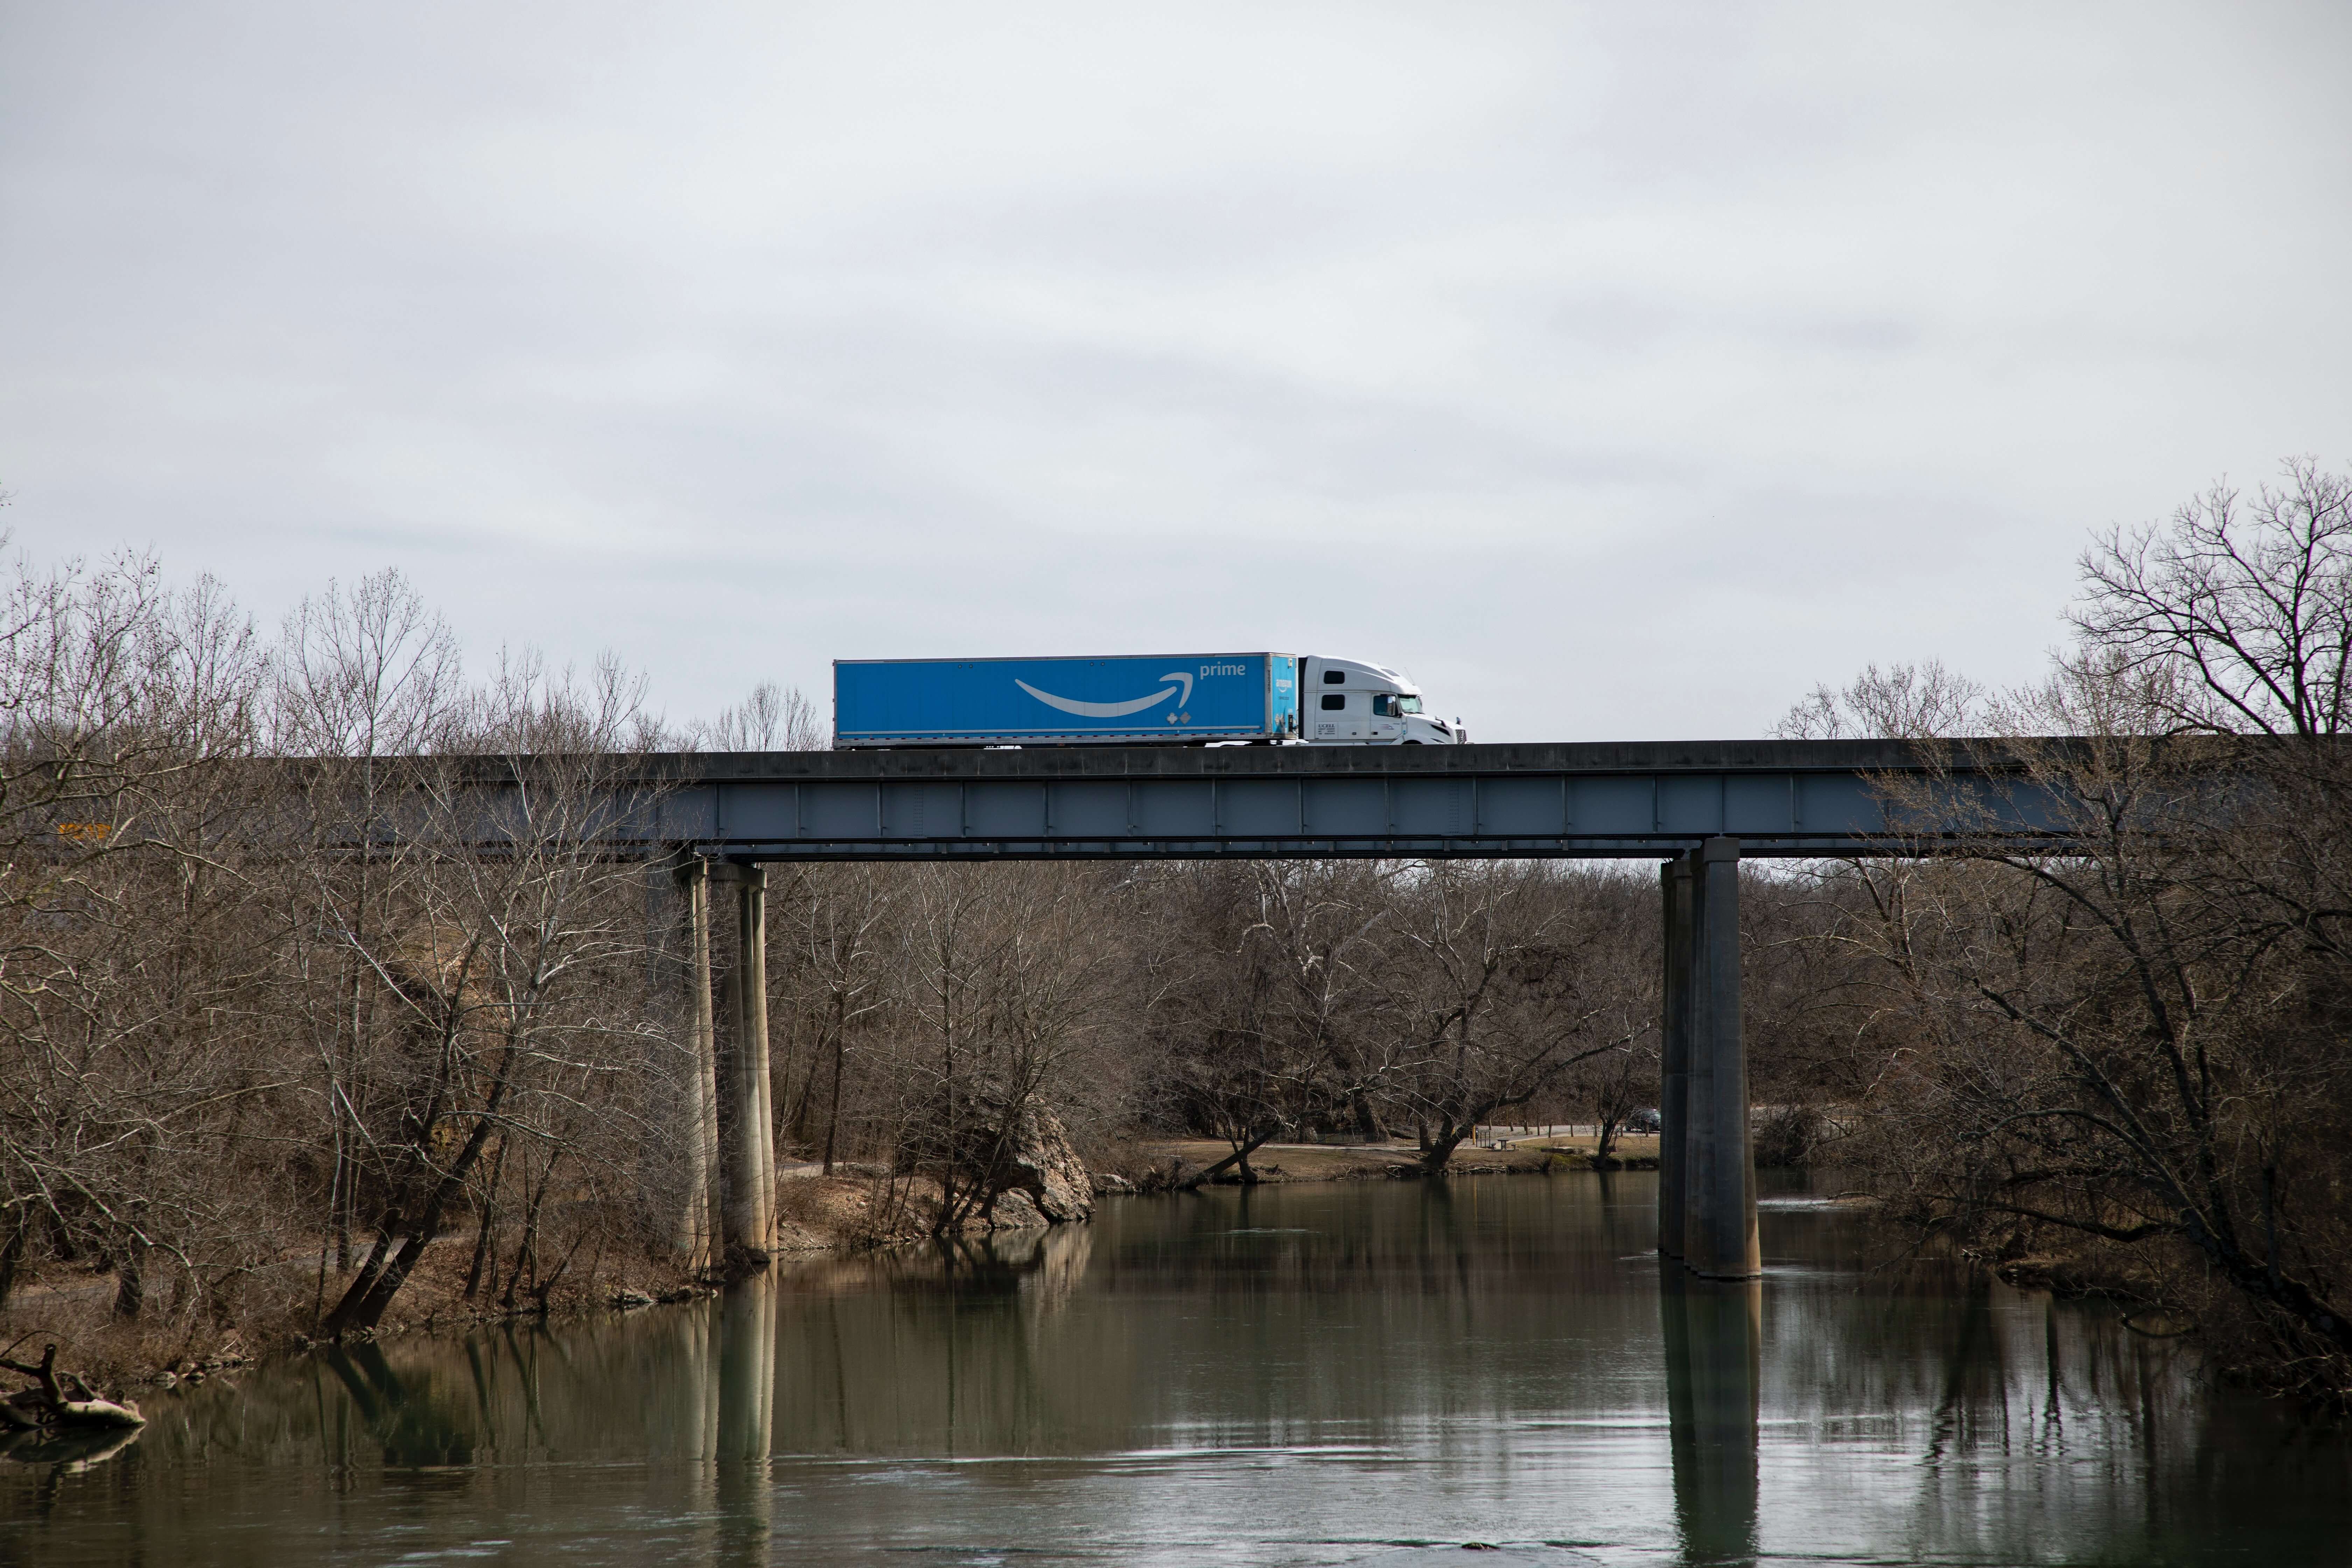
[
  {"left": 987, "top": 1189, "right": 1045, "bottom": 1229},
  {"left": 999, "top": 1106, "right": 1094, "bottom": 1224}
]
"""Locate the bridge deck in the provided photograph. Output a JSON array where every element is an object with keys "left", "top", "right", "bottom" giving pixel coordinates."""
[{"left": 617, "top": 739, "right": 2070, "bottom": 860}]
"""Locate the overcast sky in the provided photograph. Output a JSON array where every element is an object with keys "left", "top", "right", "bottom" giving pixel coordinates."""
[{"left": 4, "top": 2, "right": 2348, "bottom": 741}]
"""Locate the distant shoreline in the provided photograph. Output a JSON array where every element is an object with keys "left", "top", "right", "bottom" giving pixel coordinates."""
[{"left": 1119, "top": 1135, "right": 1665, "bottom": 1186}]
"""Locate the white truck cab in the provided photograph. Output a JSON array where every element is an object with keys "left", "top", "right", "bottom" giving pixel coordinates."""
[{"left": 1301, "top": 656, "right": 1466, "bottom": 744}]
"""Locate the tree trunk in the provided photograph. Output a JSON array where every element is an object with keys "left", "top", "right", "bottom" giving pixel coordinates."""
[
  {"left": 0, "top": 1345, "right": 145, "bottom": 1429},
  {"left": 332, "top": 1140, "right": 355, "bottom": 1272},
  {"left": 111, "top": 1238, "right": 146, "bottom": 1320},
  {"left": 503, "top": 1149, "right": 564, "bottom": 1311},
  {"left": 1419, "top": 1122, "right": 1471, "bottom": 1177},
  {"left": 335, "top": 1219, "right": 399, "bottom": 1321},
  {"left": 821, "top": 1029, "right": 847, "bottom": 1176},
  {"left": 1180, "top": 1129, "right": 1279, "bottom": 1190},
  {"left": 323, "top": 1099, "right": 504, "bottom": 1334},
  {"left": 462, "top": 1134, "right": 507, "bottom": 1302},
  {"left": 41, "top": 1204, "right": 76, "bottom": 1264},
  {"left": 0, "top": 1207, "right": 24, "bottom": 1311}
]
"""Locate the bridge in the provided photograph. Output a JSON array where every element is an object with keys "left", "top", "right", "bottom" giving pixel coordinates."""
[
  {"left": 620, "top": 736, "right": 2075, "bottom": 860},
  {"left": 596, "top": 737, "right": 2085, "bottom": 1286}
]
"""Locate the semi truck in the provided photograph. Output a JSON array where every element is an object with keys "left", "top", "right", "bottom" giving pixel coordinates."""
[{"left": 833, "top": 652, "right": 1466, "bottom": 748}]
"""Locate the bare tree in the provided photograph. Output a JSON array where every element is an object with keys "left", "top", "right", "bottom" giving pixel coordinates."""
[
  {"left": 1795, "top": 463, "right": 2352, "bottom": 1396},
  {"left": 687, "top": 681, "right": 828, "bottom": 752},
  {"left": 1383, "top": 862, "right": 1648, "bottom": 1176},
  {"left": 2073, "top": 457, "right": 2352, "bottom": 738},
  {"left": 269, "top": 570, "right": 465, "bottom": 1281},
  {"left": 1566, "top": 1032, "right": 1657, "bottom": 1167},
  {"left": 769, "top": 862, "right": 899, "bottom": 1173},
  {"left": 1773, "top": 659, "right": 1988, "bottom": 741},
  {"left": 319, "top": 653, "right": 666, "bottom": 1333},
  {"left": 1132, "top": 862, "right": 1323, "bottom": 1186},
  {"left": 881, "top": 864, "right": 1123, "bottom": 1234},
  {"left": 1238, "top": 860, "right": 1407, "bottom": 1148},
  {"left": 0, "top": 547, "right": 291, "bottom": 1329}
]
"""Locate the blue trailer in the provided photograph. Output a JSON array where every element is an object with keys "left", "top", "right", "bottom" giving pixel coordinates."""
[
  {"left": 835, "top": 653, "right": 1298, "bottom": 747},
  {"left": 833, "top": 653, "right": 1464, "bottom": 748}
]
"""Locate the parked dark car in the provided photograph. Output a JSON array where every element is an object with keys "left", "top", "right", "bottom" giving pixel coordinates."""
[{"left": 1623, "top": 1107, "right": 1663, "bottom": 1134}]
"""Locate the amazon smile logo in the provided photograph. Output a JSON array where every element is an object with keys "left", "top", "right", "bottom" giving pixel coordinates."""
[{"left": 1016, "top": 670, "right": 1193, "bottom": 718}]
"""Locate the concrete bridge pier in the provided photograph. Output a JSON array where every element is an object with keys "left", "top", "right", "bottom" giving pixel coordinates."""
[
  {"left": 1657, "top": 855, "right": 1693, "bottom": 1260},
  {"left": 713, "top": 860, "right": 777, "bottom": 1267},
  {"left": 1664, "top": 837, "right": 1760, "bottom": 1280},
  {"left": 646, "top": 852, "right": 722, "bottom": 1272}
]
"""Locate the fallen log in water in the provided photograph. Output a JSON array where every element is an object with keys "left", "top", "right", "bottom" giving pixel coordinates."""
[{"left": 0, "top": 1343, "right": 145, "bottom": 1431}]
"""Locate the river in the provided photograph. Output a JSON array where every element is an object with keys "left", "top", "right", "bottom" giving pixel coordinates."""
[{"left": 5, "top": 1171, "right": 2347, "bottom": 1565}]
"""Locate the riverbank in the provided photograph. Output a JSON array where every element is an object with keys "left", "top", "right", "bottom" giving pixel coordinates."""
[
  {"left": 1119, "top": 1133, "right": 1664, "bottom": 1184},
  {"left": 0, "top": 1157, "right": 1105, "bottom": 1402}
]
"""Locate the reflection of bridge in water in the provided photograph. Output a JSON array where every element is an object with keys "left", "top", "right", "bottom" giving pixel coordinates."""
[
  {"left": 694, "top": 1256, "right": 1766, "bottom": 1565},
  {"left": 686, "top": 1218, "right": 1772, "bottom": 1563}
]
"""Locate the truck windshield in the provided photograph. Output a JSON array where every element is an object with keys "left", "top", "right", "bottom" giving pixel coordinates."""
[{"left": 1396, "top": 694, "right": 1423, "bottom": 714}]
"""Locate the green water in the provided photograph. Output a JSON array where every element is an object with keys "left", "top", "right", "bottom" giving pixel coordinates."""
[{"left": 4, "top": 1173, "right": 2346, "bottom": 1565}]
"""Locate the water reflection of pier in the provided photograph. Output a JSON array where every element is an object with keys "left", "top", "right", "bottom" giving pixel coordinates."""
[
  {"left": 1661, "top": 1266, "right": 1762, "bottom": 1567},
  {"left": 637, "top": 1273, "right": 778, "bottom": 1563},
  {"left": 715, "top": 1277, "right": 777, "bottom": 1563},
  {"left": 692, "top": 1226, "right": 1094, "bottom": 1563}
]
